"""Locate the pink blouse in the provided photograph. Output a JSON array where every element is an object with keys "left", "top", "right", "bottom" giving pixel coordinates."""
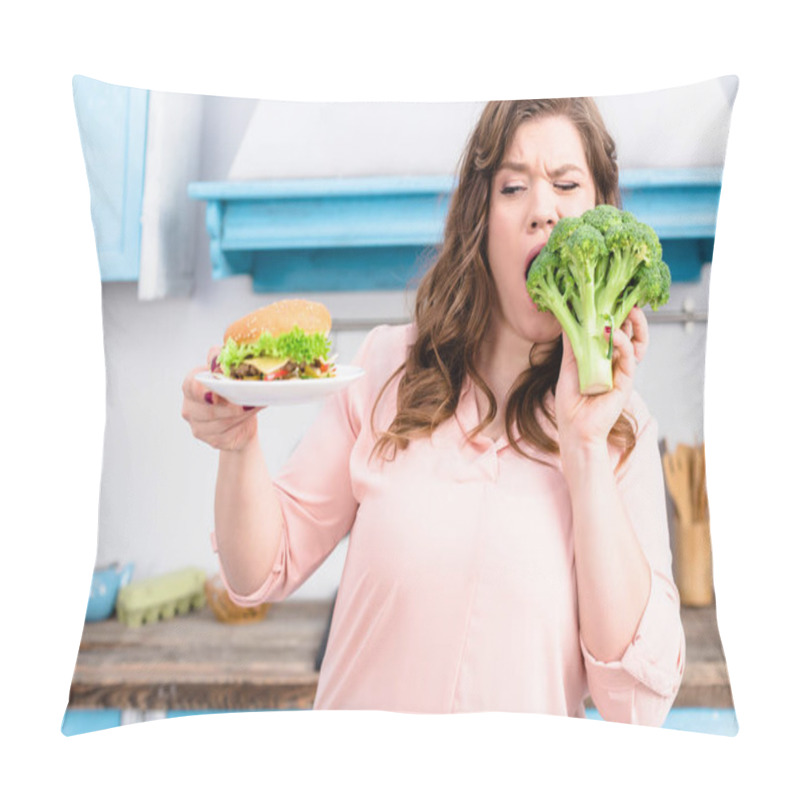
[{"left": 211, "top": 323, "right": 685, "bottom": 724}]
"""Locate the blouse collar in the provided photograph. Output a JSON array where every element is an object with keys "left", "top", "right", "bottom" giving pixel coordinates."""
[{"left": 452, "top": 376, "right": 560, "bottom": 468}]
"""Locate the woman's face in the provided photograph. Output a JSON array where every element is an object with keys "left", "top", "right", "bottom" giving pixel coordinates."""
[{"left": 486, "top": 115, "right": 597, "bottom": 347}]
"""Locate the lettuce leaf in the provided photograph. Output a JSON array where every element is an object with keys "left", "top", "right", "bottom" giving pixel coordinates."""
[{"left": 217, "top": 326, "right": 332, "bottom": 377}]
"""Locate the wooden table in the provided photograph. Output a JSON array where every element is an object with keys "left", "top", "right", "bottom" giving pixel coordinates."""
[
  {"left": 673, "top": 603, "right": 734, "bottom": 708},
  {"left": 68, "top": 600, "right": 733, "bottom": 712}
]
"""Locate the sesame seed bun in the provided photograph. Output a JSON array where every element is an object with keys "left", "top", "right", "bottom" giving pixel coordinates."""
[{"left": 223, "top": 299, "right": 332, "bottom": 344}]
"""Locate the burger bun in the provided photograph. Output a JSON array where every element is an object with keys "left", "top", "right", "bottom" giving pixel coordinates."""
[{"left": 224, "top": 299, "right": 332, "bottom": 344}]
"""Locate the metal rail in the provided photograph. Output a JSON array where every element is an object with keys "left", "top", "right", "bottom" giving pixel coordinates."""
[{"left": 331, "top": 309, "right": 709, "bottom": 333}]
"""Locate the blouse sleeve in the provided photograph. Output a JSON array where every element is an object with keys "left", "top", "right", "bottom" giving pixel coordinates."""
[
  {"left": 210, "top": 324, "right": 389, "bottom": 605},
  {"left": 579, "top": 395, "right": 686, "bottom": 726}
]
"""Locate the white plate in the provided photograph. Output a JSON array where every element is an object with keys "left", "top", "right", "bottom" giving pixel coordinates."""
[{"left": 195, "top": 365, "right": 365, "bottom": 407}]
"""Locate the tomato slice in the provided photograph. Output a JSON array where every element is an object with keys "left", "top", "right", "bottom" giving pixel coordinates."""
[{"left": 264, "top": 368, "right": 290, "bottom": 381}]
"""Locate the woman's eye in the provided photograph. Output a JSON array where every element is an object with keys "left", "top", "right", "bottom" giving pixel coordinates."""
[
  {"left": 555, "top": 182, "right": 579, "bottom": 191},
  {"left": 500, "top": 185, "right": 525, "bottom": 195}
]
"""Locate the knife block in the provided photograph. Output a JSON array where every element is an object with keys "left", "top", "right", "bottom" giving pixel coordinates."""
[{"left": 675, "top": 519, "right": 713, "bottom": 606}]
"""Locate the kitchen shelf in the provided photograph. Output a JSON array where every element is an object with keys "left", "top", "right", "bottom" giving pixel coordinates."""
[{"left": 188, "top": 167, "right": 723, "bottom": 292}]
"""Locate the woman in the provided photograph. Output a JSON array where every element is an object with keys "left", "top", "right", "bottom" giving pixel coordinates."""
[{"left": 182, "top": 99, "right": 685, "bottom": 724}]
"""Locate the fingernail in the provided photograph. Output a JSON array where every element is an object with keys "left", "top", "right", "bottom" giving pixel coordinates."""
[
  {"left": 211, "top": 356, "right": 218, "bottom": 373},
  {"left": 242, "top": 405, "right": 254, "bottom": 411},
  {"left": 604, "top": 326, "right": 611, "bottom": 334},
  {"left": 204, "top": 392, "right": 213, "bottom": 405}
]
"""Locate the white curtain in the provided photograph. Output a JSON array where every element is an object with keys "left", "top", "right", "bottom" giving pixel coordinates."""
[{"left": 138, "top": 90, "right": 204, "bottom": 300}]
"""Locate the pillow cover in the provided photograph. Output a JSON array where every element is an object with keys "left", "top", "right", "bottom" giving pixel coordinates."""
[{"left": 64, "top": 75, "right": 738, "bottom": 737}]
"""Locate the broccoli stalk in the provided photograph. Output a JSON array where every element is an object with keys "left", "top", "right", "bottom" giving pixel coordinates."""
[{"left": 525, "top": 205, "right": 671, "bottom": 395}]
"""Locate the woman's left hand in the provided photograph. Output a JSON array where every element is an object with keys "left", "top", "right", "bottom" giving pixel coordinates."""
[{"left": 554, "top": 306, "right": 649, "bottom": 451}]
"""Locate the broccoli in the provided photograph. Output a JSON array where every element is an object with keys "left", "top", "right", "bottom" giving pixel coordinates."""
[{"left": 525, "top": 205, "right": 671, "bottom": 395}]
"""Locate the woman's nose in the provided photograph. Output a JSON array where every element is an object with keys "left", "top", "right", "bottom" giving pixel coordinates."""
[
  {"left": 529, "top": 214, "right": 556, "bottom": 231},
  {"left": 527, "top": 189, "right": 557, "bottom": 231}
]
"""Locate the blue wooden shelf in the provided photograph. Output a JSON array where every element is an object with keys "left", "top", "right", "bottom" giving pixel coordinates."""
[{"left": 188, "top": 168, "right": 723, "bottom": 292}]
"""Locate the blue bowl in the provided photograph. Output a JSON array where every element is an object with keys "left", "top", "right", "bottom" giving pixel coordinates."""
[{"left": 86, "top": 563, "right": 134, "bottom": 622}]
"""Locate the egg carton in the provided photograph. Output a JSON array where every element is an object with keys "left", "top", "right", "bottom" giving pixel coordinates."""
[{"left": 116, "top": 567, "right": 207, "bottom": 627}]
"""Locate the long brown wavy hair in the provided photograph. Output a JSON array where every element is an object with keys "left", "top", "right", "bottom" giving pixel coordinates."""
[{"left": 371, "top": 98, "right": 637, "bottom": 467}]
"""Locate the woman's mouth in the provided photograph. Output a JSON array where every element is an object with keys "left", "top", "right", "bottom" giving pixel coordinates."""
[{"left": 524, "top": 245, "right": 545, "bottom": 278}]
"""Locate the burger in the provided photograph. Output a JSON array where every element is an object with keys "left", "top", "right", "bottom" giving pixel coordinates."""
[{"left": 214, "top": 299, "right": 336, "bottom": 381}]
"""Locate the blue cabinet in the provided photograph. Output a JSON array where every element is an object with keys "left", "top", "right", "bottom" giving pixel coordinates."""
[
  {"left": 72, "top": 75, "right": 149, "bottom": 281},
  {"left": 70, "top": 77, "right": 722, "bottom": 293}
]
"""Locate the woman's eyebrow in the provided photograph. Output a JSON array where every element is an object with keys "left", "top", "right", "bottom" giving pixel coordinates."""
[
  {"left": 549, "top": 163, "right": 586, "bottom": 177},
  {"left": 497, "top": 161, "right": 586, "bottom": 176},
  {"left": 497, "top": 161, "right": 528, "bottom": 173}
]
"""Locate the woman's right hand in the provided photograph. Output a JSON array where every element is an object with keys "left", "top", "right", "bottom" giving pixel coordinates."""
[{"left": 181, "top": 346, "right": 261, "bottom": 452}]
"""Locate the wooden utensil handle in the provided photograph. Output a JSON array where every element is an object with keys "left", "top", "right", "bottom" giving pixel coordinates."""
[{"left": 676, "top": 520, "right": 713, "bottom": 606}]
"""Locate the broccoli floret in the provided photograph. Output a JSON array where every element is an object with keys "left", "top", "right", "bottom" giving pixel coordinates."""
[
  {"left": 544, "top": 216, "right": 584, "bottom": 254},
  {"left": 613, "top": 257, "right": 670, "bottom": 329},
  {"left": 580, "top": 204, "right": 623, "bottom": 234},
  {"left": 559, "top": 225, "right": 608, "bottom": 327},
  {"left": 525, "top": 206, "right": 671, "bottom": 395},
  {"left": 527, "top": 249, "right": 581, "bottom": 340}
]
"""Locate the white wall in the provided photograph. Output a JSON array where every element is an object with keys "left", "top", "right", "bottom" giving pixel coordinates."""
[{"left": 93, "top": 80, "right": 734, "bottom": 600}]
